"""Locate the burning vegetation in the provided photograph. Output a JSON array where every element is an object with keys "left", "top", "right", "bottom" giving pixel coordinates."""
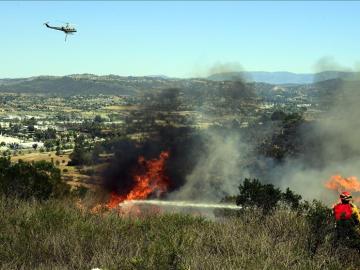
[{"left": 106, "top": 151, "right": 170, "bottom": 208}]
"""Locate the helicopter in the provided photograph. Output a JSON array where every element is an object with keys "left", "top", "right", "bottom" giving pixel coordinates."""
[{"left": 44, "top": 22, "right": 77, "bottom": 41}]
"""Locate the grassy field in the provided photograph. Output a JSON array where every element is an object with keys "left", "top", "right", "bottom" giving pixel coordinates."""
[
  {"left": 103, "top": 105, "right": 140, "bottom": 111},
  {"left": 11, "top": 151, "right": 71, "bottom": 164},
  {"left": 10, "top": 151, "right": 96, "bottom": 189},
  {"left": 0, "top": 197, "right": 359, "bottom": 270}
]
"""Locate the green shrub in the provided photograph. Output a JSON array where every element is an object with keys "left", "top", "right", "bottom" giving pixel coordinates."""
[
  {"left": 0, "top": 158, "right": 69, "bottom": 200},
  {"left": 235, "top": 179, "right": 302, "bottom": 214},
  {"left": 281, "top": 187, "right": 302, "bottom": 210},
  {"left": 71, "top": 185, "right": 89, "bottom": 198},
  {"left": 302, "top": 200, "right": 334, "bottom": 256}
]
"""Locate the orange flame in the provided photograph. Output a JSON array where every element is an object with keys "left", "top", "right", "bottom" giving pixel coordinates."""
[
  {"left": 325, "top": 175, "right": 360, "bottom": 192},
  {"left": 107, "top": 151, "right": 170, "bottom": 209},
  {"left": 325, "top": 174, "right": 360, "bottom": 203}
]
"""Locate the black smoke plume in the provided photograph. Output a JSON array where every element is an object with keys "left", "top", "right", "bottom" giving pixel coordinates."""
[{"left": 101, "top": 87, "right": 204, "bottom": 197}]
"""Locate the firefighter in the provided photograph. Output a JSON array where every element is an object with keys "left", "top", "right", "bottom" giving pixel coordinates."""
[{"left": 333, "top": 191, "right": 360, "bottom": 249}]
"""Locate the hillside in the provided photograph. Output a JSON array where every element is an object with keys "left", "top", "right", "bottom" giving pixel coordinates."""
[
  {"left": 0, "top": 75, "right": 259, "bottom": 99},
  {"left": 1, "top": 197, "right": 359, "bottom": 269},
  {"left": 0, "top": 76, "right": 146, "bottom": 96},
  {"left": 208, "top": 71, "right": 360, "bottom": 84},
  {"left": 0, "top": 74, "right": 357, "bottom": 108}
]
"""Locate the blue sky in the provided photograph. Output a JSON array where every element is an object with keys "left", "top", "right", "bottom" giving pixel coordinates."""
[{"left": 1, "top": 1, "right": 359, "bottom": 78}]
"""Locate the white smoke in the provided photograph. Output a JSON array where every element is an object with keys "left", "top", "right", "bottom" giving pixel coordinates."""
[
  {"left": 170, "top": 59, "right": 360, "bottom": 205},
  {"left": 170, "top": 128, "right": 251, "bottom": 202},
  {"left": 273, "top": 60, "right": 360, "bottom": 204}
]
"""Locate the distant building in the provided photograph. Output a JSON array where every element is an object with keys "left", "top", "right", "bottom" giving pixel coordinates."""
[
  {"left": 0, "top": 135, "right": 44, "bottom": 149},
  {"left": 4, "top": 115, "right": 21, "bottom": 121}
]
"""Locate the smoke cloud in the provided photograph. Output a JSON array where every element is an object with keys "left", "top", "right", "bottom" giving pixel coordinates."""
[
  {"left": 170, "top": 68, "right": 254, "bottom": 202},
  {"left": 192, "top": 61, "right": 249, "bottom": 81},
  {"left": 208, "top": 62, "right": 243, "bottom": 75},
  {"left": 101, "top": 59, "right": 360, "bottom": 206},
  {"left": 169, "top": 130, "right": 251, "bottom": 201},
  {"left": 313, "top": 56, "right": 351, "bottom": 74},
  {"left": 270, "top": 60, "right": 360, "bottom": 204}
]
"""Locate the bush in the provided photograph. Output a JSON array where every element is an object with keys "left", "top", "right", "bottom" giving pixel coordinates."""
[
  {"left": 236, "top": 179, "right": 302, "bottom": 214},
  {"left": 0, "top": 158, "right": 70, "bottom": 200},
  {"left": 281, "top": 187, "right": 302, "bottom": 210},
  {"left": 71, "top": 185, "right": 89, "bottom": 198},
  {"left": 235, "top": 179, "right": 358, "bottom": 255},
  {"left": 302, "top": 200, "right": 334, "bottom": 256}
]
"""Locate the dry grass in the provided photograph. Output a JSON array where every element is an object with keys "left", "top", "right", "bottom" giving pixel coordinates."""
[
  {"left": 11, "top": 151, "right": 70, "bottom": 164},
  {"left": 10, "top": 152, "right": 96, "bottom": 189},
  {"left": 103, "top": 105, "right": 140, "bottom": 111},
  {"left": 0, "top": 197, "right": 359, "bottom": 270}
]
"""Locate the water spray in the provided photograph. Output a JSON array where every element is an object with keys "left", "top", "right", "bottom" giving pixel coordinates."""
[{"left": 119, "top": 199, "right": 242, "bottom": 209}]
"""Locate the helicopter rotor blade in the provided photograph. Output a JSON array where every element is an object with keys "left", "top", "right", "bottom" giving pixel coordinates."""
[{"left": 56, "top": 20, "right": 77, "bottom": 26}]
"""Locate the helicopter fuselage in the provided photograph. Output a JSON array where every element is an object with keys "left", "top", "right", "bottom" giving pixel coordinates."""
[{"left": 45, "top": 23, "right": 77, "bottom": 34}]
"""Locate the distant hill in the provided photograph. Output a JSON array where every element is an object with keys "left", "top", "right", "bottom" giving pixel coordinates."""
[
  {"left": 0, "top": 75, "right": 258, "bottom": 98},
  {"left": 0, "top": 75, "right": 177, "bottom": 96},
  {"left": 1, "top": 73, "right": 358, "bottom": 100},
  {"left": 0, "top": 76, "right": 133, "bottom": 96},
  {"left": 208, "top": 71, "right": 360, "bottom": 84}
]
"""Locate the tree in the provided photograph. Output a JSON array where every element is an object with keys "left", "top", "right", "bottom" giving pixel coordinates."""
[
  {"left": 0, "top": 158, "right": 69, "bottom": 200},
  {"left": 34, "top": 128, "right": 57, "bottom": 141},
  {"left": 93, "top": 115, "right": 104, "bottom": 123},
  {"left": 27, "top": 125, "right": 35, "bottom": 133},
  {"left": 44, "top": 128, "right": 57, "bottom": 140},
  {"left": 44, "top": 140, "right": 54, "bottom": 151},
  {"left": 9, "top": 124, "right": 20, "bottom": 134},
  {"left": 236, "top": 178, "right": 302, "bottom": 213},
  {"left": 281, "top": 187, "right": 302, "bottom": 210},
  {"left": 23, "top": 117, "right": 37, "bottom": 126},
  {"left": 236, "top": 178, "right": 282, "bottom": 213},
  {"left": 69, "top": 135, "right": 91, "bottom": 165},
  {"left": 9, "top": 143, "right": 19, "bottom": 150}
]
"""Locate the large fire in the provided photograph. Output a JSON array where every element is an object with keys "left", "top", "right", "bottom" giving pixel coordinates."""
[
  {"left": 325, "top": 174, "right": 360, "bottom": 202},
  {"left": 107, "top": 151, "right": 170, "bottom": 209},
  {"left": 325, "top": 175, "right": 360, "bottom": 192}
]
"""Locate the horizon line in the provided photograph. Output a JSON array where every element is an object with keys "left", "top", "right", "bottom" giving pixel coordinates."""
[{"left": 0, "top": 70, "right": 356, "bottom": 80}]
